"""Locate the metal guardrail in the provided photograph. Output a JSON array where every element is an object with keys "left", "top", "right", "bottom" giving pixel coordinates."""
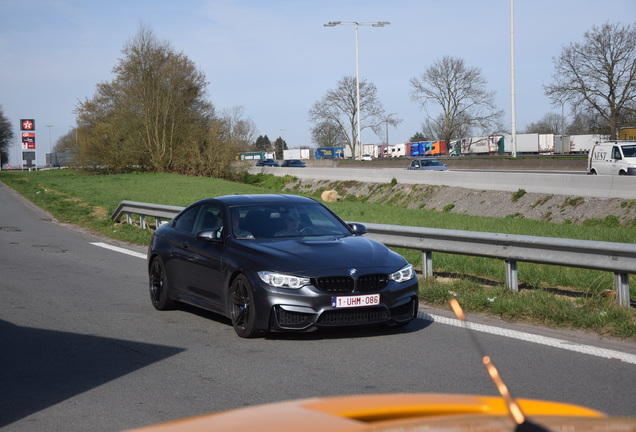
[
  {"left": 111, "top": 200, "right": 183, "bottom": 229},
  {"left": 111, "top": 201, "right": 635, "bottom": 306}
]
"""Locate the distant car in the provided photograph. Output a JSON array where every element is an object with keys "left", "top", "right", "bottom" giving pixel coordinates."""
[
  {"left": 281, "top": 159, "right": 306, "bottom": 167},
  {"left": 407, "top": 158, "right": 448, "bottom": 171},
  {"left": 255, "top": 158, "right": 280, "bottom": 167},
  {"left": 360, "top": 154, "right": 373, "bottom": 161},
  {"left": 147, "top": 194, "right": 419, "bottom": 338}
]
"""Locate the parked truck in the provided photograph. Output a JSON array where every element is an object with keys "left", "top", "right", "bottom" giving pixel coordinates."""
[
  {"left": 457, "top": 136, "right": 500, "bottom": 155},
  {"left": 554, "top": 134, "right": 603, "bottom": 154},
  {"left": 239, "top": 151, "right": 275, "bottom": 161},
  {"left": 385, "top": 143, "right": 411, "bottom": 157},
  {"left": 361, "top": 144, "right": 377, "bottom": 158},
  {"left": 409, "top": 142, "right": 428, "bottom": 157},
  {"left": 425, "top": 141, "right": 447, "bottom": 156},
  {"left": 503, "top": 134, "right": 554, "bottom": 154},
  {"left": 283, "top": 148, "right": 310, "bottom": 160},
  {"left": 315, "top": 147, "right": 350, "bottom": 159}
]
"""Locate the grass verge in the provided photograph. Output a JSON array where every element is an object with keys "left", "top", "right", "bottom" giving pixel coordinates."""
[{"left": 1, "top": 169, "right": 634, "bottom": 340}]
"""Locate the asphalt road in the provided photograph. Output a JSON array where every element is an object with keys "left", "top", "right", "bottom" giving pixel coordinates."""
[{"left": 1, "top": 182, "right": 635, "bottom": 431}]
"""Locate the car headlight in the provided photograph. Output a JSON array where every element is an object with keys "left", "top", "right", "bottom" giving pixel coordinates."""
[
  {"left": 389, "top": 264, "right": 415, "bottom": 283},
  {"left": 258, "top": 271, "right": 310, "bottom": 289}
]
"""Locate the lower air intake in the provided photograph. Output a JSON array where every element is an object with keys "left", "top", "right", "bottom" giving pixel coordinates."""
[{"left": 316, "top": 307, "right": 389, "bottom": 326}]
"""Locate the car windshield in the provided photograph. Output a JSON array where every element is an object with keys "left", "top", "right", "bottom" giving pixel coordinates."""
[{"left": 230, "top": 203, "right": 351, "bottom": 239}]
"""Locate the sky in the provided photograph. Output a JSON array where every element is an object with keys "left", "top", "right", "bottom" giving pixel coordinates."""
[{"left": 1, "top": 0, "right": 635, "bottom": 166}]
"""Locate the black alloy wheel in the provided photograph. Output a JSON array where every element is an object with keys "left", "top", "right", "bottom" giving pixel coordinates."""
[
  {"left": 229, "top": 275, "right": 260, "bottom": 338},
  {"left": 149, "top": 257, "right": 174, "bottom": 310}
]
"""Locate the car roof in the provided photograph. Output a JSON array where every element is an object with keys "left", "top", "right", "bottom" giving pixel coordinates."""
[{"left": 192, "top": 194, "right": 318, "bottom": 207}]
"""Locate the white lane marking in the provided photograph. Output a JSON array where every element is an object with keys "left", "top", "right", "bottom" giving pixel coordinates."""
[
  {"left": 89, "top": 241, "right": 635, "bottom": 364},
  {"left": 91, "top": 242, "right": 146, "bottom": 259},
  {"left": 420, "top": 312, "right": 636, "bottom": 365}
]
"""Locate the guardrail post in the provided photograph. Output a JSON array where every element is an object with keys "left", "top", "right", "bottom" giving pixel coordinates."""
[
  {"left": 126, "top": 212, "right": 132, "bottom": 225},
  {"left": 421, "top": 250, "right": 433, "bottom": 278},
  {"left": 615, "top": 272, "right": 630, "bottom": 307},
  {"left": 140, "top": 215, "right": 147, "bottom": 229},
  {"left": 505, "top": 259, "right": 519, "bottom": 292}
]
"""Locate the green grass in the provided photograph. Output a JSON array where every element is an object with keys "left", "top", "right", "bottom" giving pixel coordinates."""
[{"left": 1, "top": 169, "right": 634, "bottom": 339}]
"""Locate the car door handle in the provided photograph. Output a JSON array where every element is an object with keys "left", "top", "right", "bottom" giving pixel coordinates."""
[{"left": 182, "top": 241, "right": 190, "bottom": 249}]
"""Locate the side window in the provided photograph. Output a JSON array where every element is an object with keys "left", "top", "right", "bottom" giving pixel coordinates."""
[
  {"left": 174, "top": 204, "right": 222, "bottom": 235},
  {"left": 613, "top": 146, "right": 622, "bottom": 160},
  {"left": 174, "top": 205, "right": 199, "bottom": 234},
  {"left": 193, "top": 204, "right": 223, "bottom": 234}
]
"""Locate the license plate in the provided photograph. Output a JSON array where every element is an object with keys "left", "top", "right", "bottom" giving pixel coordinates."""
[{"left": 331, "top": 294, "right": 380, "bottom": 308}]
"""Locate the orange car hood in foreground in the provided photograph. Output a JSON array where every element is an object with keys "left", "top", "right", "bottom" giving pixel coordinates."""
[{"left": 125, "top": 393, "right": 636, "bottom": 432}]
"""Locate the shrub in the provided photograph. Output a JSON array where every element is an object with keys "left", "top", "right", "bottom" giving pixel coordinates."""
[{"left": 512, "top": 189, "right": 526, "bottom": 202}]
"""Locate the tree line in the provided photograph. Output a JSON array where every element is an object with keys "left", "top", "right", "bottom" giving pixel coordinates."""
[
  {"left": 310, "top": 21, "right": 636, "bottom": 156},
  {"left": 1, "top": 21, "right": 634, "bottom": 170}
]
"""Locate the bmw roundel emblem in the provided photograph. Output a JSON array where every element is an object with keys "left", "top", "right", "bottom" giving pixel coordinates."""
[{"left": 348, "top": 268, "right": 357, "bottom": 276}]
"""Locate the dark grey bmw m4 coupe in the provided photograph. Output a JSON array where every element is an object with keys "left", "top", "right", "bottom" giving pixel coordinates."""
[{"left": 147, "top": 194, "right": 419, "bottom": 337}]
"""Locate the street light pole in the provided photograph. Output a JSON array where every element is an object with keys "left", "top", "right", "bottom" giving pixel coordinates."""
[
  {"left": 324, "top": 21, "right": 390, "bottom": 160},
  {"left": 510, "top": 0, "right": 517, "bottom": 158},
  {"left": 45, "top": 124, "right": 54, "bottom": 167},
  {"left": 384, "top": 112, "right": 397, "bottom": 147}
]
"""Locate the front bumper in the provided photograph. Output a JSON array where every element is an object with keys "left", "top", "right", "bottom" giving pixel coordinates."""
[{"left": 254, "top": 278, "right": 419, "bottom": 332}]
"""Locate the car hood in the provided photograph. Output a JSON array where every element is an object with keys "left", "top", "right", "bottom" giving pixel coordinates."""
[
  {"left": 125, "top": 393, "right": 618, "bottom": 432},
  {"left": 232, "top": 235, "right": 406, "bottom": 276}
]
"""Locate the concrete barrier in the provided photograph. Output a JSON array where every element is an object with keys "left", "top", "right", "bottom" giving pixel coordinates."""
[{"left": 249, "top": 166, "right": 636, "bottom": 199}]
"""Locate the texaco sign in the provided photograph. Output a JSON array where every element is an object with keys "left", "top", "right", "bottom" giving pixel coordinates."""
[{"left": 20, "top": 119, "right": 35, "bottom": 131}]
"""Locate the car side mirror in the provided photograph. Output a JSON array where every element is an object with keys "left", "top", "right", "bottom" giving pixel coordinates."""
[
  {"left": 348, "top": 222, "right": 367, "bottom": 235},
  {"left": 196, "top": 229, "right": 222, "bottom": 242}
]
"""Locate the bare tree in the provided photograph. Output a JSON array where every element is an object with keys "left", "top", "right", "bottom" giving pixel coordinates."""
[
  {"left": 565, "top": 110, "right": 610, "bottom": 136},
  {"left": 409, "top": 132, "right": 429, "bottom": 142},
  {"left": 309, "top": 76, "right": 396, "bottom": 158},
  {"left": 410, "top": 56, "right": 504, "bottom": 154},
  {"left": 523, "top": 112, "right": 564, "bottom": 134},
  {"left": 218, "top": 106, "right": 257, "bottom": 154},
  {"left": 310, "top": 120, "right": 348, "bottom": 148},
  {"left": 545, "top": 22, "right": 636, "bottom": 140}
]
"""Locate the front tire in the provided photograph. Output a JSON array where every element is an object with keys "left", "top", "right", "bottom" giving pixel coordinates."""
[
  {"left": 149, "top": 257, "right": 174, "bottom": 310},
  {"left": 229, "top": 275, "right": 260, "bottom": 338}
]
